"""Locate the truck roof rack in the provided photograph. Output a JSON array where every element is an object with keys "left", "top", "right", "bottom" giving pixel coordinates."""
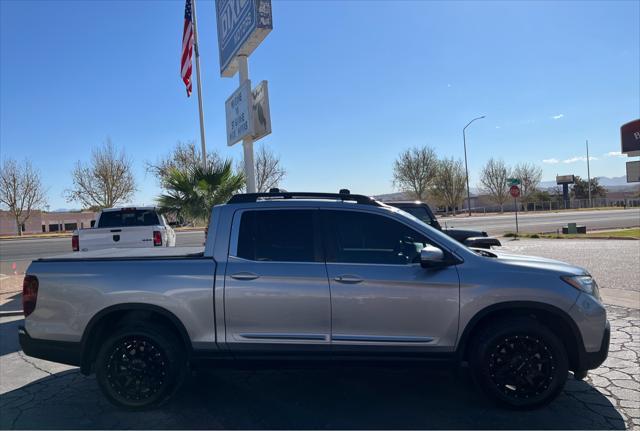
[{"left": 228, "top": 191, "right": 383, "bottom": 206}]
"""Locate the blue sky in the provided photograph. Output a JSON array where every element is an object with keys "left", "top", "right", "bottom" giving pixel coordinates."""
[{"left": 1, "top": 0, "right": 638, "bottom": 209}]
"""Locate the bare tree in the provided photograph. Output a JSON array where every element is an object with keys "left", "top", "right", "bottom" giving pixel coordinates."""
[
  {"left": 0, "top": 159, "right": 48, "bottom": 236},
  {"left": 254, "top": 145, "right": 286, "bottom": 192},
  {"left": 237, "top": 144, "right": 286, "bottom": 193},
  {"left": 479, "top": 158, "right": 511, "bottom": 212},
  {"left": 65, "top": 139, "right": 136, "bottom": 209},
  {"left": 392, "top": 146, "right": 439, "bottom": 201},
  {"left": 513, "top": 162, "right": 543, "bottom": 211},
  {"left": 146, "top": 141, "right": 223, "bottom": 189},
  {"left": 431, "top": 157, "right": 467, "bottom": 215}
]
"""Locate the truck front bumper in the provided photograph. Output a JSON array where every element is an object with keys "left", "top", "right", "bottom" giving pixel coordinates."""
[
  {"left": 579, "top": 319, "right": 610, "bottom": 371},
  {"left": 18, "top": 326, "right": 82, "bottom": 367}
]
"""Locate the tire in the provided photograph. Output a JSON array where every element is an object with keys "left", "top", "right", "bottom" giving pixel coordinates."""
[
  {"left": 95, "top": 324, "right": 186, "bottom": 410},
  {"left": 469, "top": 317, "right": 568, "bottom": 409}
]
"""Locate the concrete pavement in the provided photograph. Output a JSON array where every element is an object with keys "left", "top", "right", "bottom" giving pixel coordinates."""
[
  {"left": 1, "top": 238, "right": 639, "bottom": 428},
  {"left": 499, "top": 239, "right": 640, "bottom": 309},
  {"left": 1, "top": 305, "right": 637, "bottom": 429}
]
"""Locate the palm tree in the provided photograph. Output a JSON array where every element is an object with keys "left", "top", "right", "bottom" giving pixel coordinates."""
[{"left": 157, "top": 161, "right": 244, "bottom": 224}]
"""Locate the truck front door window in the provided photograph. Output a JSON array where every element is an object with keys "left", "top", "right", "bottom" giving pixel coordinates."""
[
  {"left": 323, "top": 209, "right": 460, "bottom": 349},
  {"left": 324, "top": 211, "right": 429, "bottom": 265}
]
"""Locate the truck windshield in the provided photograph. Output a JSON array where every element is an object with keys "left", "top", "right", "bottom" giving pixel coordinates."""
[
  {"left": 98, "top": 209, "right": 160, "bottom": 228},
  {"left": 399, "top": 207, "right": 437, "bottom": 227}
]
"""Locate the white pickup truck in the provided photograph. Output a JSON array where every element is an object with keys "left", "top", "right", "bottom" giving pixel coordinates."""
[{"left": 72, "top": 207, "right": 176, "bottom": 252}]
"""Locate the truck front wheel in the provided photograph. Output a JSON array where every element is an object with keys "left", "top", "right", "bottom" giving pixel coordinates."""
[
  {"left": 95, "top": 324, "right": 186, "bottom": 410},
  {"left": 469, "top": 317, "right": 569, "bottom": 409}
]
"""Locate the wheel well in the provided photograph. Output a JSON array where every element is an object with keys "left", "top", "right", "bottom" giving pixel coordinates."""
[
  {"left": 460, "top": 306, "right": 581, "bottom": 371},
  {"left": 80, "top": 306, "right": 191, "bottom": 374}
]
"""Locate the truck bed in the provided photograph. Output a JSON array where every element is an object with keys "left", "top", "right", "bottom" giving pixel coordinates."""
[{"left": 38, "top": 246, "right": 205, "bottom": 261}]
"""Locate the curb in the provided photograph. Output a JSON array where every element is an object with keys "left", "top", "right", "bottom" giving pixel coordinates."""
[
  {"left": 0, "top": 235, "right": 72, "bottom": 241},
  {"left": 502, "top": 228, "right": 640, "bottom": 240}
]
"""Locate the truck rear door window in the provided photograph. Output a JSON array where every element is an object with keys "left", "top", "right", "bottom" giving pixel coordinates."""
[
  {"left": 98, "top": 210, "right": 160, "bottom": 228},
  {"left": 236, "top": 210, "right": 316, "bottom": 262}
]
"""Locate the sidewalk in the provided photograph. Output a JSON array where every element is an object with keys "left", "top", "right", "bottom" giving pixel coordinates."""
[{"left": 0, "top": 274, "right": 22, "bottom": 315}]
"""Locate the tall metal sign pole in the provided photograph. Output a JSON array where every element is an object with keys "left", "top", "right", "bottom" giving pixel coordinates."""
[
  {"left": 191, "top": 0, "right": 207, "bottom": 167},
  {"left": 237, "top": 55, "right": 256, "bottom": 193},
  {"left": 216, "top": 0, "right": 273, "bottom": 193}
]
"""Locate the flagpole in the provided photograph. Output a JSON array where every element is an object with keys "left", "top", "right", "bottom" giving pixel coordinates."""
[{"left": 191, "top": 0, "right": 207, "bottom": 168}]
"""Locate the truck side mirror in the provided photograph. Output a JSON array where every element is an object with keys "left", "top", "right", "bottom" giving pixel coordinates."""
[{"left": 420, "top": 245, "right": 444, "bottom": 268}]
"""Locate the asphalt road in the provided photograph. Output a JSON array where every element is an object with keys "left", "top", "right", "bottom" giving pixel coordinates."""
[
  {"left": 440, "top": 208, "right": 640, "bottom": 236},
  {"left": 0, "top": 231, "right": 205, "bottom": 273},
  {"left": 1, "top": 209, "right": 638, "bottom": 265}
]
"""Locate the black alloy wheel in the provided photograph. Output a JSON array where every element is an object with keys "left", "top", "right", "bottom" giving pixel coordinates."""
[
  {"left": 470, "top": 318, "right": 569, "bottom": 409},
  {"left": 96, "top": 325, "right": 186, "bottom": 410},
  {"left": 487, "top": 334, "right": 557, "bottom": 400},
  {"left": 105, "top": 336, "right": 168, "bottom": 403}
]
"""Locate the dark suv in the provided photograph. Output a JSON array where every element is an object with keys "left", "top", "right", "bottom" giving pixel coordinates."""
[{"left": 388, "top": 201, "right": 501, "bottom": 249}]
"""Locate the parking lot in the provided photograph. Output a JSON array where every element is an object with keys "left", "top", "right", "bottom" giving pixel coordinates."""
[{"left": 1, "top": 239, "right": 639, "bottom": 429}]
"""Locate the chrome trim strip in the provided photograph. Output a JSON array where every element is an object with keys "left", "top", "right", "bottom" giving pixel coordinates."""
[
  {"left": 332, "top": 334, "right": 434, "bottom": 343},
  {"left": 240, "top": 333, "right": 328, "bottom": 341}
]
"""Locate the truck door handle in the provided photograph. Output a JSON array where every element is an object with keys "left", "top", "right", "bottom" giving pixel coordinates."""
[
  {"left": 334, "top": 275, "right": 363, "bottom": 284},
  {"left": 230, "top": 272, "right": 260, "bottom": 281}
]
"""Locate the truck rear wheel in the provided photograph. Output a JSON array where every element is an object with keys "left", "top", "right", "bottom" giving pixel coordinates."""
[
  {"left": 469, "top": 317, "right": 568, "bottom": 409},
  {"left": 95, "top": 324, "right": 186, "bottom": 410}
]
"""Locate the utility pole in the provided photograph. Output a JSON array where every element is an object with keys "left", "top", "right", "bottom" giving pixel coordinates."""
[
  {"left": 463, "top": 115, "right": 486, "bottom": 216},
  {"left": 191, "top": 0, "right": 207, "bottom": 168},
  {"left": 586, "top": 140, "right": 592, "bottom": 208}
]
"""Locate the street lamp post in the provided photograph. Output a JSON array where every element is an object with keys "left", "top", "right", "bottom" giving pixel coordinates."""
[{"left": 463, "top": 115, "right": 486, "bottom": 216}]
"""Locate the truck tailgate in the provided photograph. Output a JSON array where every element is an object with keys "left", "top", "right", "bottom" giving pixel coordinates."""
[{"left": 78, "top": 226, "right": 161, "bottom": 251}]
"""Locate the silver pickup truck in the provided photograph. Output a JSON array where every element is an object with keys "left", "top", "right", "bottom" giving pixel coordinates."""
[{"left": 19, "top": 191, "right": 609, "bottom": 410}]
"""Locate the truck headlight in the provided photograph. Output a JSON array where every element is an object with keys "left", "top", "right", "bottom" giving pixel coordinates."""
[{"left": 561, "top": 275, "right": 600, "bottom": 299}]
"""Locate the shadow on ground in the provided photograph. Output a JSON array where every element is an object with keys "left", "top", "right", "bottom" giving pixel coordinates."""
[
  {"left": 0, "top": 318, "right": 22, "bottom": 355},
  {"left": 0, "top": 363, "right": 624, "bottom": 429},
  {"left": 0, "top": 292, "right": 22, "bottom": 314}
]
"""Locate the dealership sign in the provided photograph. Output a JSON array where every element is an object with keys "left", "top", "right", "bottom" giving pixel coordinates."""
[
  {"left": 225, "top": 80, "right": 253, "bottom": 146},
  {"left": 621, "top": 119, "right": 640, "bottom": 156},
  {"left": 556, "top": 174, "right": 575, "bottom": 185},
  {"left": 215, "top": 0, "right": 273, "bottom": 77}
]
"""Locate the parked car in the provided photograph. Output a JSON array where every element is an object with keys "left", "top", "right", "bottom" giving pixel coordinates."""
[
  {"left": 387, "top": 201, "right": 501, "bottom": 249},
  {"left": 20, "top": 191, "right": 608, "bottom": 410},
  {"left": 72, "top": 207, "right": 176, "bottom": 252}
]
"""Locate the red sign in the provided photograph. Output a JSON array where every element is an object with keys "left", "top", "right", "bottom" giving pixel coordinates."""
[
  {"left": 510, "top": 185, "right": 521, "bottom": 198},
  {"left": 621, "top": 119, "right": 640, "bottom": 156}
]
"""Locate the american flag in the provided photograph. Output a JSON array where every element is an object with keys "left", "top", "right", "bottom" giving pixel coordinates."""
[{"left": 181, "top": 0, "right": 194, "bottom": 97}]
